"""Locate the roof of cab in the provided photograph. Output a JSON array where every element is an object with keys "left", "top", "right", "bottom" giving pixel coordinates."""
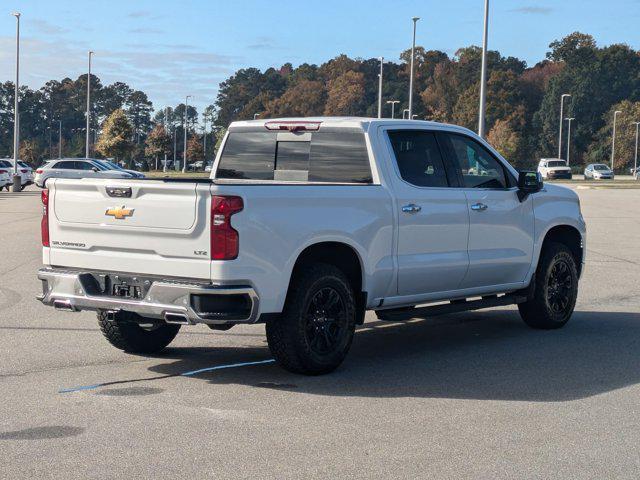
[{"left": 229, "top": 117, "right": 473, "bottom": 134}]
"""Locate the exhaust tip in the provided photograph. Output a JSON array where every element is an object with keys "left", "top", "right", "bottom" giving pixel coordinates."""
[
  {"left": 164, "top": 312, "right": 191, "bottom": 325},
  {"left": 53, "top": 299, "right": 77, "bottom": 312}
]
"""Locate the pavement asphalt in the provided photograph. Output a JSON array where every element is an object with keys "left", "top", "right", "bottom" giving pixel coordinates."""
[{"left": 0, "top": 185, "right": 639, "bottom": 479}]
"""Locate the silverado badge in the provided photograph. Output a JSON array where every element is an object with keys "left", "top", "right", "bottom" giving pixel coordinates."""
[{"left": 105, "top": 206, "right": 135, "bottom": 220}]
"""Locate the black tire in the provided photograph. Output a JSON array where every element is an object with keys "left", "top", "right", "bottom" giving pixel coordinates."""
[
  {"left": 266, "top": 263, "right": 357, "bottom": 375},
  {"left": 518, "top": 242, "right": 578, "bottom": 329},
  {"left": 97, "top": 310, "right": 180, "bottom": 354}
]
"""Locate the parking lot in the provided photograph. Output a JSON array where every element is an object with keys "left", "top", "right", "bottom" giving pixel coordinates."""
[{"left": 1, "top": 185, "right": 639, "bottom": 479}]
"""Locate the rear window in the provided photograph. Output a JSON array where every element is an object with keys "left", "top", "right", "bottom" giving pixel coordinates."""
[
  {"left": 547, "top": 161, "right": 567, "bottom": 168},
  {"left": 0, "top": 160, "right": 11, "bottom": 168},
  {"left": 217, "top": 128, "right": 372, "bottom": 183}
]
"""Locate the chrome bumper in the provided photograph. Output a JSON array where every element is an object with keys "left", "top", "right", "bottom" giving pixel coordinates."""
[{"left": 36, "top": 268, "right": 259, "bottom": 325}]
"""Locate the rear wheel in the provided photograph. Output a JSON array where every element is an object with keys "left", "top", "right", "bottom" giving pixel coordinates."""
[
  {"left": 97, "top": 310, "right": 180, "bottom": 354},
  {"left": 518, "top": 242, "right": 578, "bottom": 329},
  {"left": 266, "top": 264, "right": 356, "bottom": 375}
]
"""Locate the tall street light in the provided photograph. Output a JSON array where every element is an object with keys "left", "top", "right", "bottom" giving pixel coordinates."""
[
  {"left": 11, "top": 12, "right": 21, "bottom": 192},
  {"left": 386, "top": 100, "right": 400, "bottom": 119},
  {"left": 164, "top": 106, "right": 170, "bottom": 172},
  {"left": 377, "top": 57, "right": 384, "bottom": 119},
  {"left": 558, "top": 93, "right": 571, "bottom": 159},
  {"left": 86, "top": 51, "right": 94, "bottom": 158},
  {"left": 478, "top": 0, "right": 489, "bottom": 138},
  {"left": 182, "top": 95, "right": 192, "bottom": 173},
  {"left": 58, "top": 120, "right": 62, "bottom": 159},
  {"left": 565, "top": 117, "right": 575, "bottom": 167},
  {"left": 402, "top": 108, "right": 409, "bottom": 119},
  {"left": 408, "top": 17, "right": 420, "bottom": 119},
  {"left": 611, "top": 110, "right": 622, "bottom": 172},
  {"left": 633, "top": 121, "right": 640, "bottom": 178}
]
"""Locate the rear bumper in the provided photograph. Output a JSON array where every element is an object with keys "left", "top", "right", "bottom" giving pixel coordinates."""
[{"left": 36, "top": 267, "right": 260, "bottom": 325}]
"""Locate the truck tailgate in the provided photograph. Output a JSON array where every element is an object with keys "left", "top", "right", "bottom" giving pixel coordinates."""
[{"left": 47, "top": 179, "right": 212, "bottom": 279}]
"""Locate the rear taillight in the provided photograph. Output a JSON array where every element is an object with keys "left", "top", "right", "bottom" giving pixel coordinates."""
[
  {"left": 36, "top": 169, "right": 43, "bottom": 174},
  {"left": 41, "top": 189, "right": 50, "bottom": 247},
  {"left": 20, "top": 169, "right": 28, "bottom": 174},
  {"left": 210, "top": 195, "right": 243, "bottom": 260},
  {"left": 0, "top": 169, "right": 6, "bottom": 174}
]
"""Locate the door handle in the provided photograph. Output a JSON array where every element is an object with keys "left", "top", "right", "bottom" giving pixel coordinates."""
[
  {"left": 402, "top": 203, "right": 422, "bottom": 214},
  {"left": 471, "top": 203, "right": 488, "bottom": 211}
]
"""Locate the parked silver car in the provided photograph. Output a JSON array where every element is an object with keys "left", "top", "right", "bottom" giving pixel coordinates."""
[
  {"left": 34, "top": 158, "right": 135, "bottom": 188},
  {"left": 0, "top": 159, "right": 34, "bottom": 190},
  {"left": 584, "top": 163, "right": 614, "bottom": 180},
  {"left": 94, "top": 160, "right": 145, "bottom": 178}
]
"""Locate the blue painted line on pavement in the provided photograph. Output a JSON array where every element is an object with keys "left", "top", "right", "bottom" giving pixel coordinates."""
[
  {"left": 57, "top": 358, "right": 276, "bottom": 394},
  {"left": 180, "top": 359, "right": 276, "bottom": 377}
]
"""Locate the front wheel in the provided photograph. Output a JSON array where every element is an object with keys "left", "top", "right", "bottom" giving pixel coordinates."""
[
  {"left": 518, "top": 242, "right": 578, "bottom": 329},
  {"left": 266, "top": 264, "right": 357, "bottom": 375},
  {"left": 97, "top": 310, "right": 180, "bottom": 354}
]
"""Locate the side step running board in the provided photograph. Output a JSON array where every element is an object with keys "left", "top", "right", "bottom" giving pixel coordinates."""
[{"left": 375, "top": 293, "right": 528, "bottom": 322}]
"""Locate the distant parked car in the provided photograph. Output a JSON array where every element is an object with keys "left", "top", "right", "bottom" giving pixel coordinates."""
[
  {"left": 0, "top": 159, "right": 34, "bottom": 190},
  {"left": 190, "top": 160, "right": 204, "bottom": 171},
  {"left": 94, "top": 159, "right": 145, "bottom": 179},
  {"left": 204, "top": 162, "right": 213, "bottom": 172},
  {"left": 584, "top": 163, "right": 614, "bottom": 180},
  {"left": 0, "top": 166, "right": 9, "bottom": 190},
  {"left": 537, "top": 158, "right": 572, "bottom": 180},
  {"left": 630, "top": 166, "right": 640, "bottom": 180},
  {"left": 35, "top": 158, "right": 135, "bottom": 188}
]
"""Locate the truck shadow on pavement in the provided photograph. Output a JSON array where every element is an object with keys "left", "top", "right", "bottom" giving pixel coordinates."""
[{"left": 146, "top": 309, "right": 640, "bottom": 402}]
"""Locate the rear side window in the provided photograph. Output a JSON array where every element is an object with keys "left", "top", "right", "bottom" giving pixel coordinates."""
[
  {"left": 54, "top": 161, "right": 75, "bottom": 169},
  {"left": 217, "top": 129, "right": 372, "bottom": 184},
  {"left": 387, "top": 130, "right": 449, "bottom": 188}
]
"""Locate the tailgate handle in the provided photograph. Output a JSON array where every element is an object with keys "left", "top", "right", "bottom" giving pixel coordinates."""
[{"left": 106, "top": 186, "right": 132, "bottom": 198}]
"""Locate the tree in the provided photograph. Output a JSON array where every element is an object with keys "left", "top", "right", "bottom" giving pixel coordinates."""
[
  {"left": 126, "top": 90, "right": 153, "bottom": 144},
  {"left": 95, "top": 109, "right": 134, "bottom": 161},
  {"left": 19, "top": 139, "right": 41, "bottom": 165},
  {"left": 186, "top": 136, "right": 204, "bottom": 164},
  {"left": 324, "top": 71, "right": 365, "bottom": 116},
  {"left": 145, "top": 124, "right": 171, "bottom": 169},
  {"left": 487, "top": 119, "right": 521, "bottom": 163},
  {"left": 266, "top": 80, "right": 326, "bottom": 117}
]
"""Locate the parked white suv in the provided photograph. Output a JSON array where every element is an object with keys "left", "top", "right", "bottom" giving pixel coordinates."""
[
  {"left": 0, "top": 166, "right": 9, "bottom": 190},
  {"left": 37, "top": 118, "right": 586, "bottom": 375},
  {"left": 537, "top": 158, "right": 572, "bottom": 180},
  {"left": 34, "top": 158, "right": 135, "bottom": 188},
  {"left": 0, "top": 159, "right": 34, "bottom": 190}
]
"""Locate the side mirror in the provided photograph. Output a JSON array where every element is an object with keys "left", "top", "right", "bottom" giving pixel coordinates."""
[{"left": 517, "top": 170, "right": 543, "bottom": 202}]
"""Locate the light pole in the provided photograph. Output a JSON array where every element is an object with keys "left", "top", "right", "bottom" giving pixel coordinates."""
[
  {"left": 386, "top": 100, "right": 400, "bottom": 119},
  {"left": 478, "top": 0, "right": 489, "bottom": 138},
  {"left": 164, "top": 106, "right": 170, "bottom": 172},
  {"left": 565, "top": 117, "right": 575, "bottom": 167},
  {"left": 377, "top": 57, "right": 384, "bottom": 119},
  {"left": 86, "top": 50, "right": 93, "bottom": 159},
  {"left": 408, "top": 17, "right": 420, "bottom": 119},
  {"left": 203, "top": 115, "right": 208, "bottom": 162},
  {"left": 182, "top": 95, "right": 191, "bottom": 173},
  {"left": 11, "top": 12, "right": 21, "bottom": 192},
  {"left": 253, "top": 113, "right": 260, "bottom": 120},
  {"left": 558, "top": 93, "right": 571, "bottom": 159},
  {"left": 58, "top": 120, "right": 62, "bottom": 159},
  {"left": 633, "top": 121, "right": 640, "bottom": 178},
  {"left": 611, "top": 110, "right": 622, "bottom": 172}
]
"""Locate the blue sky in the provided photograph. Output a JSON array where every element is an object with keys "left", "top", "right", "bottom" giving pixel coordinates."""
[{"left": 1, "top": 0, "right": 639, "bottom": 114}]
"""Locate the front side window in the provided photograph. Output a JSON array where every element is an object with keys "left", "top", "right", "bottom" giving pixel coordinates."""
[
  {"left": 446, "top": 134, "right": 508, "bottom": 189},
  {"left": 387, "top": 130, "right": 449, "bottom": 188},
  {"left": 54, "top": 161, "right": 75, "bottom": 169}
]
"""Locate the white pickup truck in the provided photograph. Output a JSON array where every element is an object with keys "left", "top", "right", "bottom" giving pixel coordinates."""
[{"left": 37, "top": 118, "right": 586, "bottom": 375}]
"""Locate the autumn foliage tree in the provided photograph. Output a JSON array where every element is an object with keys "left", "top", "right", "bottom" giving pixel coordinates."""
[
  {"left": 95, "top": 109, "right": 134, "bottom": 161},
  {"left": 186, "top": 136, "right": 204, "bottom": 165},
  {"left": 145, "top": 124, "right": 171, "bottom": 169}
]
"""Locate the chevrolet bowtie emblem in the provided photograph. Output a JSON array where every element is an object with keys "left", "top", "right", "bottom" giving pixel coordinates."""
[{"left": 105, "top": 206, "right": 135, "bottom": 220}]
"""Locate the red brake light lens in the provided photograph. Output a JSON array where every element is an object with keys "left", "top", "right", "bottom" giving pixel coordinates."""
[
  {"left": 41, "top": 189, "right": 50, "bottom": 247},
  {"left": 264, "top": 121, "right": 321, "bottom": 132},
  {"left": 210, "top": 195, "right": 243, "bottom": 260},
  {"left": 36, "top": 169, "right": 43, "bottom": 174},
  {"left": 0, "top": 170, "right": 7, "bottom": 174},
  {"left": 20, "top": 169, "right": 28, "bottom": 174}
]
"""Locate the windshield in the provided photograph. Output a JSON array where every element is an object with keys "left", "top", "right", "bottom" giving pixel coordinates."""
[
  {"left": 594, "top": 164, "right": 610, "bottom": 171},
  {"left": 91, "top": 160, "right": 114, "bottom": 171},
  {"left": 547, "top": 161, "right": 567, "bottom": 168},
  {"left": 106, "top": 161, "right": 126, "bottom": 171}
]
